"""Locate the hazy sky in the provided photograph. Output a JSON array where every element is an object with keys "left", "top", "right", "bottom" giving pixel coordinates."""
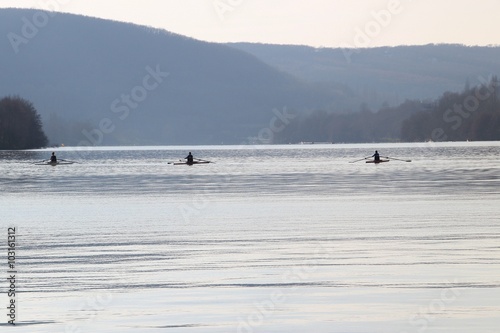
[{"left": 1, "top": 0, "right": 500, "bottom": 48}]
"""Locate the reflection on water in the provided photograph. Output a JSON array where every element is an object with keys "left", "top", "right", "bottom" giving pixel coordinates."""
[{"left": 1, "top": 142, "right": 500, "bottom": 332}]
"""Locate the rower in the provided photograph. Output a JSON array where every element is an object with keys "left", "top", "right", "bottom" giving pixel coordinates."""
[
  {"left": 50, "top": 152, "right": 57, "bottom": 163},
  {"left": 372, "top": 150, "right": 380, "bottom": 162},
  {"left": 185, "top": 152, "right": 194, "bottom": 164}
]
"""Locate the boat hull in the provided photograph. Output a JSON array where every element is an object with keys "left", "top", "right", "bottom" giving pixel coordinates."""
[
  {"left": 171, "top": 161, "right": 211, "bottom": 165},
  {"left": 366, "top": 159, "right": 389, "bottom": 164},
  {"left": 34, "top": 161, "right": 74, "bottom": 166}
]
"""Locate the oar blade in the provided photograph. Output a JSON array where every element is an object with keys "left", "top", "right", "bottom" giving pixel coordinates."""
[
  {"left": 384, "top": 156, "right": 412, "bottom": 162},
  {"left": 60, "top": 159, "right": 78, "bottom": 164},
  {"left": 349, "top": 156, "right": 371, "bottom": 163},
  {"left": 194, "top": 158, "right": 213, "bottom": 163}
]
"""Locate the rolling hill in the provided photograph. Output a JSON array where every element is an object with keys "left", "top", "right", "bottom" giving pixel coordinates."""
[
  {"left": 0, "top": 8, "right": 338, "bottom": 145},
  {"left": 230, "top": 43, "right": 500, "bottom": 110},
  {"left": 2, "top": 8, "right": 500, "bottom": 146}
]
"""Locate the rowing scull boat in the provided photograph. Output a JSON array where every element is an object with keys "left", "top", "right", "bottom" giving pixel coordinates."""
[
  {"left": 366, "top": 159, "right": 389, "bottom": 164},
  {"left": 34, "top": 161, "right": 75, "bottom": 166},
  {"left": 170, "top": 161, "right": 211, "bottom": 165}
]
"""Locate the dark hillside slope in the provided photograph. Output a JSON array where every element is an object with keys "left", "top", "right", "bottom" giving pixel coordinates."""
[{"left": 1, "top": 9, "right": 338, "bottom": 145}]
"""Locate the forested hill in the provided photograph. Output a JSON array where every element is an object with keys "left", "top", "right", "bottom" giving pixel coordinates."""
[
  {"left": 401, "top": 78, "right": 500, "bottom": 142},
  {"left": 0, "top": 8, "right": 339, "bottom": 145},
  {"left": 230, "top": 43, "right": 500, "bottom": 110},
  {"left": 2, "top": 8, "right": 499, "bottom": 146},
  {"left": 274, "top": 79, "right": 500, "bottom": 144}
]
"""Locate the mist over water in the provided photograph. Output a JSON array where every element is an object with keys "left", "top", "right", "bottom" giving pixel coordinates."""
[{"left": 1, "top": 142, "right": 499, "bottom": 332}]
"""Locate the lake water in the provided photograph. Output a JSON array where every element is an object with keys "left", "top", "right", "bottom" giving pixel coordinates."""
[{"left": 1, "top": 142, "right": 499, "bottom": 333}]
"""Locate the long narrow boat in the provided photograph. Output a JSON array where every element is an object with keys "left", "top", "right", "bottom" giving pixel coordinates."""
[
  {"left": 170, "top": 160, "right": 211, "bottom": 166},
  {"left": 34, "top": 161, "right": 74, "bottom": 166},
  {"left": 366, "top": 159, "right": 389, "bottom": 164}
]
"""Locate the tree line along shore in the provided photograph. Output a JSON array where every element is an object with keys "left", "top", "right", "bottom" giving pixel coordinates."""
[{"left": 1, "top": 78, "right": 498, "bottom": 150}]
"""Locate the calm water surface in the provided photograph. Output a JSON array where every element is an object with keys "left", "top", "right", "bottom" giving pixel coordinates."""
[{"left": 0, "top": 142, "right": 499, "bottom": 332}]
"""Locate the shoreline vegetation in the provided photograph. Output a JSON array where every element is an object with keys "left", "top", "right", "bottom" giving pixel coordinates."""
[
  {"left": 0, "top": 96, "right": 48, "bottom": 150},
  {"left": 1, "top": 78, "right": 498, "bottom": 150},
  {"left": 275, "top": 78, "right": 500, "bottom": 144}
]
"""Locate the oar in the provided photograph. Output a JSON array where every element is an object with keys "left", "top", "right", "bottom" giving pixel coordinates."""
[
  {"left": 60, "top": 159, "right": 79, "bottom": 164},
  {"left": 349, "top": 156, "right": 371, "bottom": 163},
  {"left": 32, "top": 159, "right": 47, "bottom": 164},
  {"left": 384, "top": 156, "right": 412, "bottom": 162},
  {"left": 194, "top": 158, "right": 213, "bottom": 163}
]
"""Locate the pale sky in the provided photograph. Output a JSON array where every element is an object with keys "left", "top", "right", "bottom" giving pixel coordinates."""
[{"left": 1, "top": 0, "right": 500, "bottom": 48}]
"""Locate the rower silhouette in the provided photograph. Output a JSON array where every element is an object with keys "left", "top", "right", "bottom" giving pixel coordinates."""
[{"left": 185, "top": 152, "right": 194, "bottom": 165}]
